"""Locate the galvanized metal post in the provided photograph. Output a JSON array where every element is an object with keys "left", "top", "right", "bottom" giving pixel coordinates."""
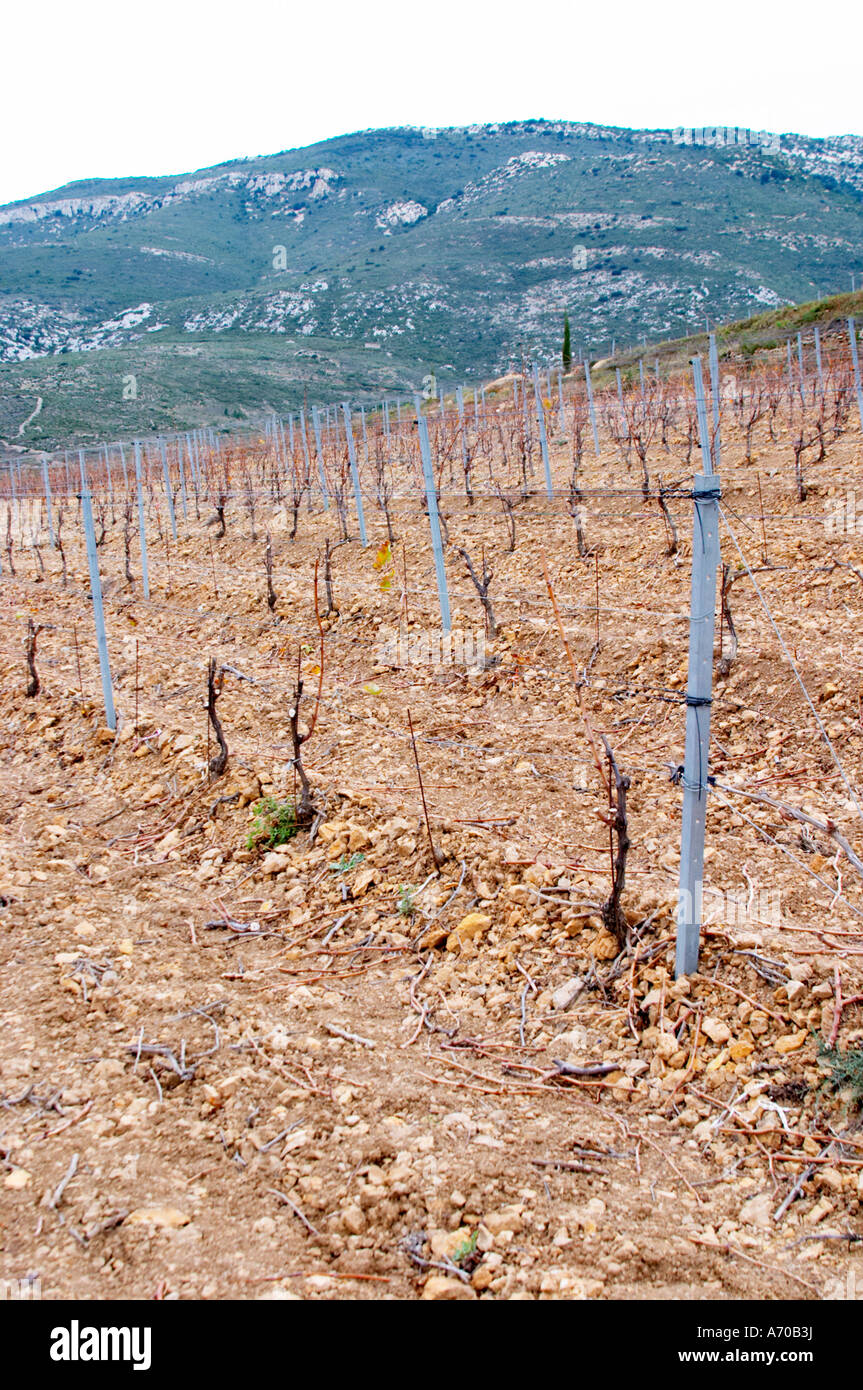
[
  {"left": 616, "top": 367, "right": 628, "bottom": 438},
  {"left": 277, "top": 417, "right": 288, "bottom": 478},
  {"left": 675, "top": 357, "right": 721, "bottom": 979},
  {"left": 134, "top": 442, "right": 150, "bottom": 600},
  {"left": 187, "top": 437, "right": 199, "bottom": 499},
  {"left": 300, "top": 410, "right": 323, "bottom": 506},
  {"left": 584, "top": 360, "right": 600, "bottom": 457},
  {"left": 814, "top": 325, "right": 824, "bottom": 400},
  {"left": 160, "top": 439, "right": 178, "bottom": 540},
  {"left": 341, "top": 403, "right": 368, "bottom": 547},
  {"left": 848, "top": 319, "right": 863, "bottom": 430},
  {"left": 708, "top": 332, "right": 722, "bottom": 472},
  {"left": 176, "top": 439, "right": 188, "bottom": 521},
  {"left": 41, "top": 455, "right": 55, "bottom": 547},
  {"left": 456, "top": 386, "right": 468, "bottom": 479},
  {"left": 79, "top": 459, "right": 116, "bottom": 731},
  {"left": 310, "top": 407, "right": 330, "bottom": 508},
  {"left": 414, "top": 394, "right": 451, "bottom": 633},
  {"left": 0, "top": 469, "right": 16, "bottom": 562},
  {"left": 189, "top": 432, "right": 200, "bottom": 486},
  {"left": 797, "top": 331, "right": 805, "bottom": 405},
  {"left": 104, "top": 445, "right": 114, "bottom": 510},
  {"left": 531, "top": 364, "right": 553, "bottom": 499}
]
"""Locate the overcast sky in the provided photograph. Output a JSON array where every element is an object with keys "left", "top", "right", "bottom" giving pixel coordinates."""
[{"left": 3, "top": 0, "right": 859, "bottom": 206}]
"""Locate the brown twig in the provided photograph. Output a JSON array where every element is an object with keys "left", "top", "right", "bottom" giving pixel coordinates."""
[
  {"left": 266, "top": 1188, "right": 321, "bottom": 1239},
  {"left": 715, "top": 780, "right": 863, "bottom": 880},
  {"left": 407, "top": 709, "right": 443, "bottom": 872},
  {"left": 829, "top": 967, "right": 863, "bottom": 1047}
]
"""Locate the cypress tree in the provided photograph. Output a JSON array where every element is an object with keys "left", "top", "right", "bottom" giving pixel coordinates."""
[{"left": 562, "top": 314, "right": 572, "bottom": 372}]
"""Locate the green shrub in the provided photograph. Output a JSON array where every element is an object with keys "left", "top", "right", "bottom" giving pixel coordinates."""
[{"left": 562, "top": 314, "right": 572, "bottom": 372}]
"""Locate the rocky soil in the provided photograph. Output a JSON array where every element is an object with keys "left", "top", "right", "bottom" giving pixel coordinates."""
[{"left": 2, "top": 410, "right": 863, "bottom": 1300}]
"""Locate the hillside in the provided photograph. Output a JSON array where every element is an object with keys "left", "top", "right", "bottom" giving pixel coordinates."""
[
  {"left": 601, "top": 289, "right": 863, "bottom": 377},
  {"left": 3, "top": 352, "right": 863, "bottom": 1304},
  {"left": 1, "top": 119, "right": 863, "bottom": 448}
]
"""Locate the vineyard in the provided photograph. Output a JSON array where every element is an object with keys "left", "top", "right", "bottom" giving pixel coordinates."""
[{"left": 3, "top": 316, "right": 863, "bottom": 1302}]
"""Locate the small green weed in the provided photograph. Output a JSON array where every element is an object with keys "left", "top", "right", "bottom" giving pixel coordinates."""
[
  {"left": 246, "top": 796, "right": 299, "bottom": 852},
  {"left": 452, "top": 1230, "right": 478, "bottom": 1266},
  {"left": 397, "top": 885, "right": 416, "bottom": 917},
  {"left": 329, "top": 852, "right": 365, "bottom": 875},
  {"left": 818, "top": 1042, "right": 863, "bottom": 1108}
]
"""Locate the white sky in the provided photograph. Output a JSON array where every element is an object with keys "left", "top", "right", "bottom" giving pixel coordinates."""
[{"left": 3, "top": 0, "right": 860, "bottom": 206}]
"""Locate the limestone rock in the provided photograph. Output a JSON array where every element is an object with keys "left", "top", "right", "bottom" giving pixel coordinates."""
[
  {"left": 421, "top": 1275, "right": 476, "bottom": 1300},
  {"left": 446, "top": 912, "right": 491, "bottom": 951},
  {"left": 552, "top": 977, "right": 583, "bottom": 1011},
  {"left": 739, "top": 1191, "right": 773, "bottom": 1227},
  {"left": 126, "top": 1205, "right": 190, "bottom": 1229},
  {"left": 702, "top": 1017, "right": 731, "bottom": 1045}
]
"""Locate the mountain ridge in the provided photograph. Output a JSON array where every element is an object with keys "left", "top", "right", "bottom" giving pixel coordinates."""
[{"left": 1, "top": 119, "right": 862, "bottom": 446}]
